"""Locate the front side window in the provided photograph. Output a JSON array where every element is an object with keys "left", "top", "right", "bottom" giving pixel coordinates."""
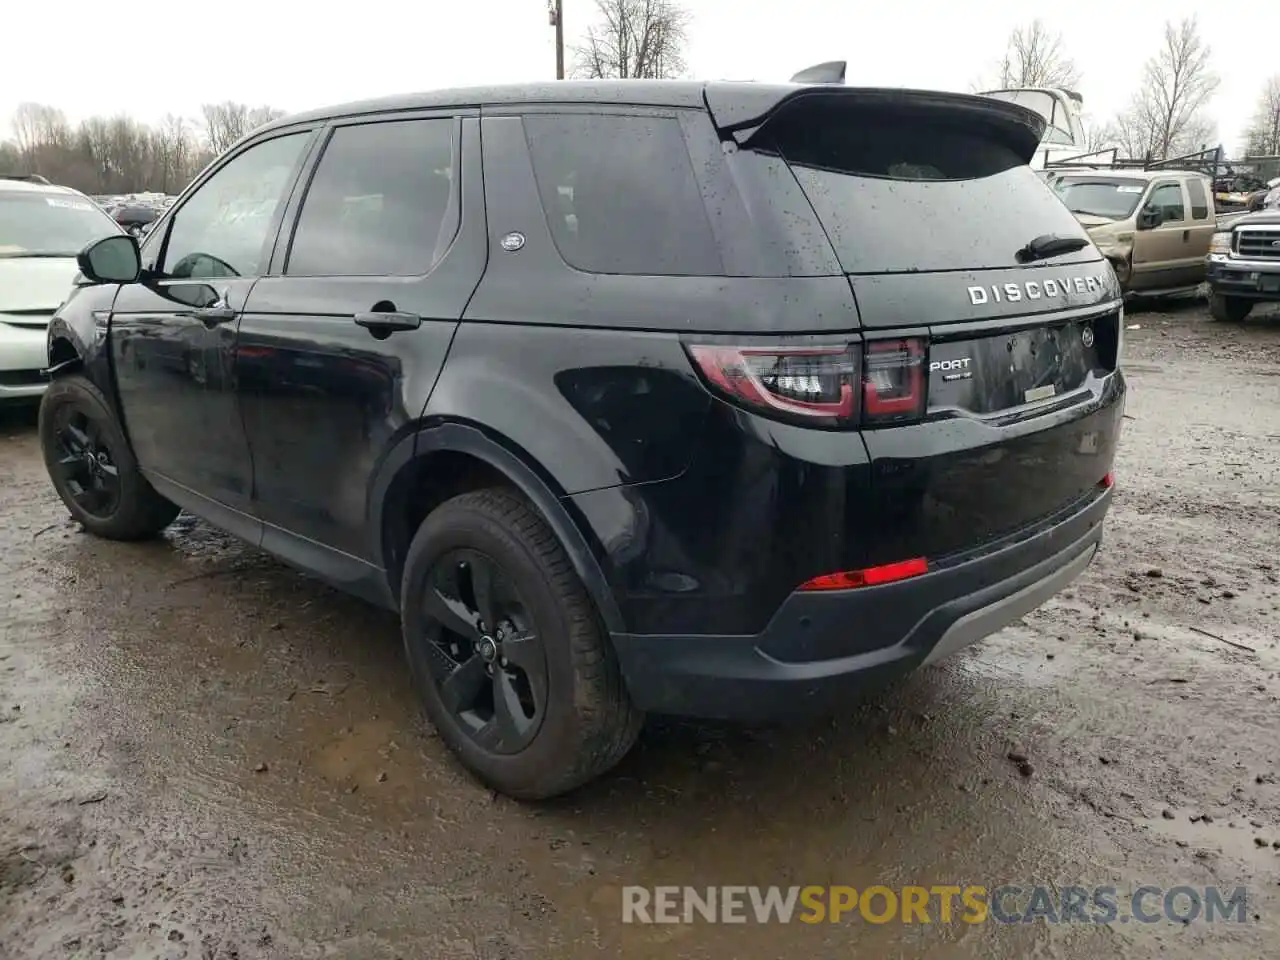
[
  {"left": 1148, "top": 183, "right": 1185, "bottom": 223},
  {"left": 286, "top": 118, "right": 457, "bottom": 277},
  {"left": 161, "top": 132, "right": 309, "bottom": 280}
]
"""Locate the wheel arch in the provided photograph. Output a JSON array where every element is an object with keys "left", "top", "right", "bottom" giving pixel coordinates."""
[{"left": 371, "top": 420, "right": 624, "bottom": 634}]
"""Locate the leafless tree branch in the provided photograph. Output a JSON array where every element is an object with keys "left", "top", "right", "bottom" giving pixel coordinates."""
[
  {"left": 572, "top": 0, "right": 690, "bottom": 80},
  {"left": 2, "top": 100, "right": 285, "bottom": 194},
  {"left": 994, "top": 20, "right": 1081, "bottom": 90},
  {"left": 1242, "top": 75, "right": 1280, "bottom": 157},
  {"left": 1111, "top": 16, "right": 1219, "bottom": 160}
]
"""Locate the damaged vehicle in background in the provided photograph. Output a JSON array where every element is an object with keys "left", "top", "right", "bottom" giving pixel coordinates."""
[{"left": 1050, "top": 168, "right": 1215, "bottom": 296}]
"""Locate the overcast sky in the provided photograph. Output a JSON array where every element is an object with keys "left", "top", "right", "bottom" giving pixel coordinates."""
[{"left": 1, "top": 0, "right": 1270, "bottom": 154}]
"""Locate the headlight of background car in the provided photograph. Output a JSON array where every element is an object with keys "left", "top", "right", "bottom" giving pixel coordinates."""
[{"left": 1209, "top": 232, "right": 1233, "bottom": 256}]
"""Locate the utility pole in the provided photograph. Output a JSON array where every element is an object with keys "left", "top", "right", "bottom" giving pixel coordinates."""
[{"left": 549, "top": 0, "right": 564, "bottom": 79}]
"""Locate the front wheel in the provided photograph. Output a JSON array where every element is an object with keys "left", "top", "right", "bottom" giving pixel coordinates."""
[
  {"left": 38, "top": 375, "right": 180, "bottom": 540},
  {"left": 401, "top": 488, "right": 642, "bottom": 800},
  {"left": 1209, "top": 293, "right": 1252, "bottom": 323}
]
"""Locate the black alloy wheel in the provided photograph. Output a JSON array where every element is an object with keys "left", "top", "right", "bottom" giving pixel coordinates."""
[
  {"left": 420, "top": 548, "right": 549, "bottom": 754},
  {"left": 38, "top": 374, "right": 180, "bottom": 540},
  {"left": 49, "top": 406, "right": 121, "bottom": 520}
]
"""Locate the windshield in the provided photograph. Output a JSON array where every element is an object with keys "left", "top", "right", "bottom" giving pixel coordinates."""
[
  {"left": 0, "top": 191, "right": 122, "bottom": 257},
  {"left": 1053, "top": 178, "right": 1146, "bottom": 220},
  {"left": 745, "top": 98, "right": 1094, "bottom": 273}
]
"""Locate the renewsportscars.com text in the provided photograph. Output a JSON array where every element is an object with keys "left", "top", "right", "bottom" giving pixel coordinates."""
[{"left": 622, "top": 885, "right": 1251, "bottom": 925}]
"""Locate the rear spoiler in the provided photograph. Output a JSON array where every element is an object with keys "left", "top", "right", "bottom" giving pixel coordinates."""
[{"left": 703, "top": 84, "right": 1048, "bottom": 161}]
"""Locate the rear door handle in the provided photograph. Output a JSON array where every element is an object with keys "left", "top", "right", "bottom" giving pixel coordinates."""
[
  {"left": 354, "top": 311, "right": 422, "bottom": 332},
  {"left": 1183, "top": 229, "right": 1191, "bottom": 242}
]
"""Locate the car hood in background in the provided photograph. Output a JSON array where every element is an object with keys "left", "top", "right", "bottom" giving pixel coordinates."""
[{"left": 0, "top": 257, "right": 80, "bottom": 313}]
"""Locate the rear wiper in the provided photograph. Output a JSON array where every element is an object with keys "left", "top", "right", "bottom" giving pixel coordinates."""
[{"left": 1015, "top": 234, "right": 1089, "bottom": 264}]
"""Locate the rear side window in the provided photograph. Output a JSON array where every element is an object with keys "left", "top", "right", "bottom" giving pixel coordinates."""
[
  {"left": 523, "top": 113, "right": 721, "bottom": 276},
  {"left": 1186, "top": 178, "right": 1209, "bottom": 220},
  {"left": 745, "top": 97, "right": 1092, "bottom": 274},
  {"left": 287, "top": 118, "right": 457, "bottom": 277}
]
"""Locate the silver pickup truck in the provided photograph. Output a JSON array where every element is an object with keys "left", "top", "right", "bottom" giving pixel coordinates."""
[{"left": 1207, "top": 209, "right": 1280, "bottom": 321}]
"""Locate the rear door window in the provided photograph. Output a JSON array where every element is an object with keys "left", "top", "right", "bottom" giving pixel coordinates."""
[
  {"left": 743, "top": 98, "right": 1093, "bottom": 274},
  {"left": 523, "top": 113, "right": 722, "bottom": 276},
  {"left": 286, "top": 118, "right": 458, "bottom": 277}
]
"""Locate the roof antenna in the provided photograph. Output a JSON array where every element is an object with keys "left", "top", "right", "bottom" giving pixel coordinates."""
[{"left": 790, "top": 61, "right": 846, "bottom": 85}]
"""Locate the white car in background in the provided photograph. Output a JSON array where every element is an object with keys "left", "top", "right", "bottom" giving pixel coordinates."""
[{"left": 1, "top": 176, "right": 124, "bottom": 400}]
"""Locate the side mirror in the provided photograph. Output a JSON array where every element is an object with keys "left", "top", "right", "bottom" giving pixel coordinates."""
[
  {"left": 1138, "top": 206, "right": 1163, "bottom": 230},
  {"left": 78, "top": 234, "right": 141, "bottom": 284}
]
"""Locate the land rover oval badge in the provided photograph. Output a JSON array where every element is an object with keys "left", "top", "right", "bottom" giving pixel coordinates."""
[
  {"left": 500, "top": 232, "right": 526, "bottom": 252},
  {"left": 1081, "top": 326, "right": 1095, "bottom": 348}
]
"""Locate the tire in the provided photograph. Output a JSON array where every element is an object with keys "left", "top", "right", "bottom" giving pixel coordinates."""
[
  {"left": 401, "top": 487, "right": 642, "bottom": 800},
  {"left": 1209, "top": 293, "right": 1251, "bottom": 323},
  {"left": 38, "top": 374, "right": 180, "bottom": 540}
]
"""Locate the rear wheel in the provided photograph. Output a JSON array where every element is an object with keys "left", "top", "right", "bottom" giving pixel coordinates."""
[
  {"left": 38, "top": 375, "right": 180, "bottom": 540},
  {"left": 401, "top": 488, "right": 642, "bottom": 800},
  {"left": 1209, "top": 293, "right": 1252, "bottom": 323}
]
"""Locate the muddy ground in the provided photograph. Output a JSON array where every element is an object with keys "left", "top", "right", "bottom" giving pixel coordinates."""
[{"left": 2, "top": 302, "right": 1279, "bottom": 960}]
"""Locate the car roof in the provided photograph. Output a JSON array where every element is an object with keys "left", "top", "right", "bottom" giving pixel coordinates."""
[
  {"left": 0, "top": 178, "right": 88, "bottom": 197},
  {"left": 261, "top": 80, "right": 712, "bottom": 131}
]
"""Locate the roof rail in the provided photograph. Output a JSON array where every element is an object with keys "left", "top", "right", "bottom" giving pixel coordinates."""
[
  {"left": 0, "top": 173, "right": 51, "bottom": 184},
  {"left": 1044, "top": 146, "right": 1227, "bottom": 178}
]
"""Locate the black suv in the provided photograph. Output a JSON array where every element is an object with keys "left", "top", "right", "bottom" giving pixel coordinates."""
[
  {"left": 40, "top": 81, "right": 1125, "bottom": 799},
  {"left": 1206, "top": 208, "right": 1280, "bottom": 321}
]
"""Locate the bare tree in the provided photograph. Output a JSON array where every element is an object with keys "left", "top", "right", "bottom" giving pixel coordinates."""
[
  {"left": 1242, "top": 76, "right": 1280, "bottom": 157},
  {"left": 5, "top": 100, "right": 278, "bottom": 193},
  {"left": 573, "top": 0, "right": 690, "bottom": 79},
  {"left": 11, "top": 103, "right": 71, "bottom": 162},
  {"left": 1114, "top": 17, "right": 1219, "bottom": 160},
  {"left": 994, "top": 20, "right": 1081, "bottom": 89},
  {"left": 1080, "top": 116, "right": 1119, "bottom": 155}
]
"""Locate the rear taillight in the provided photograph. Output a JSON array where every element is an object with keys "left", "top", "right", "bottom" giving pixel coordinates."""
[
  {"left": 684, "top": 344, "right": 859, "bottom": 427},
  {"left": 685, "top": 338, "right": 928, "bottom": 429},
  {"left": 863, "top": 338, "right": 926, "bottom": 424}
]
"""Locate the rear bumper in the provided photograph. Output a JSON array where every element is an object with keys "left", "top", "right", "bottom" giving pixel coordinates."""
[
  {"left": 611, "top": 486, "right": 1110, "bottom": 721},
  {"left": 1206, "top": 256, "right": 1280, "bottom": 300},
  {"left": 0, "top": 324, "right": 49, "bottom": 399}
]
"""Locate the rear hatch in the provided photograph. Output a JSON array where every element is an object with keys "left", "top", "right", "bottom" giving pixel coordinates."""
[{"left": 707, "top": 86, "right": 1124, "bottom": 561}]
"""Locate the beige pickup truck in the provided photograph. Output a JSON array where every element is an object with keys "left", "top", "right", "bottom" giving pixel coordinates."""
[{"left": 1050, "top": 169, "right": 1217, "bottom": 295}]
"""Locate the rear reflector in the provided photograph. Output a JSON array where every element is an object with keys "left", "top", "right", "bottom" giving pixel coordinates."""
[
  {"left": 1101, "top": 471, "right": 1114, "bottom": 489},
  {"left": 798, "top": 557, "right": 928, "bottom": 591}
]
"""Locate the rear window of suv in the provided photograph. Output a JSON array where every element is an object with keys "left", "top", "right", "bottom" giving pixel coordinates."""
[
  {"left": 746, "top": 97, "right": 1093, "bottom": 274},
  {"left": 523, "top": 113, "right": 722, "bottom": 276}
]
